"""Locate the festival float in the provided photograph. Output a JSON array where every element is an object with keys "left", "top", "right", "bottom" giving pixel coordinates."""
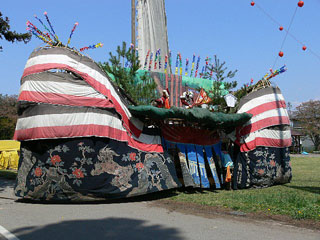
[{"left": 13, "top": 1, "right": 304, "bottom": 201}]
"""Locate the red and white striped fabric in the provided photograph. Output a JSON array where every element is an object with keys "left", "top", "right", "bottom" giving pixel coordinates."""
[
  {"left": 14, "top": 47, "right": 162, "bottom": 152},
  {"left": 19, "top": 47, "right": 143, "bottom": 137},
  {"left": 235, "top": 87, "right": 291, "bottom": 152}
]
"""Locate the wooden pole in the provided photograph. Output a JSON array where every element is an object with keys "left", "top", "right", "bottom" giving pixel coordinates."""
[{"left": 131, "top": 0, "right": 136, "bottom": 46}]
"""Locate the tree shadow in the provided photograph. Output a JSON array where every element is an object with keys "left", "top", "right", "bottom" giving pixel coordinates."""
[
  {"left": 0, "top": 177, "right": 15, "bottom": 194},
  {"left": 283, "top": 185, "right": 320, "bottom": 194},
  {"left": 12, "top": 217, "right": 183, "bottom": 240}
]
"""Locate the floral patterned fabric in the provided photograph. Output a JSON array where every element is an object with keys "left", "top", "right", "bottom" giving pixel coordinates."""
[
  {"left": 232, "top": 146, "right": 292, "bottom": 189},
  {"left": 15, "top": 137, "right": 181, "bottom": 201}
]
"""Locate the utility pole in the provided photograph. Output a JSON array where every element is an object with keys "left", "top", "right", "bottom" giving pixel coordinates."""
[{"left": 131, "top": 0, "right": 136, "bottom": 46}]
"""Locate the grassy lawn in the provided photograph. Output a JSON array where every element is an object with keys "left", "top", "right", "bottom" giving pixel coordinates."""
[
  {"left": 0, "top": 169, "right": 17, "bottom": 180},
  {"left": 169, "top": 157, "right": 320, "bottom": 221}
]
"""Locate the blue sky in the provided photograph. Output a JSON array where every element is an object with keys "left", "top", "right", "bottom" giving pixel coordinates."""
[{"left": 1, "top": 0, "right": 319, "bottom": 107}]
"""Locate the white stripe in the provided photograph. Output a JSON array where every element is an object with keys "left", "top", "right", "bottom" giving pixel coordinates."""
[
  {"left": 20, "top": 80, "right": 106, "bottom": 99},
  {"left": 16, "top": 112, "right": 126, "bottom": 131},
  {"left": 242, "top": 128, "right": 291, "bottom": 143},
  {"left": 243, "top": 108, "right": 289, "bottom": 127},
  {"left": 24, "top": 54, "right": 143, "bottom": 131},
  {"left": 238, "top": 93, "right": 285, "bottom": 113},
  {"left": 132, "top": 133, "right": 161, "bottom": 145},
  {"left": 0, "top": 225, "right": 20, "bottom": 240}
]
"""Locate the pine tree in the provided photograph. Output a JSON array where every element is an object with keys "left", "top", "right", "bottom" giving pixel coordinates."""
[
  {"left": 0, "top": 12, "right": 31, "bottom": 52},
  {"left": 204, "top": 55, "right": 238, "bottom": 111},
  {"left": 99, "top": 42, "right": 157, "bottom": 105}
]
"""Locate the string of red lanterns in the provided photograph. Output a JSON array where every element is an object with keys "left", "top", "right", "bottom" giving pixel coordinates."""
[{"left": 250, "top": 1, "right": 306, "bottom": 59}]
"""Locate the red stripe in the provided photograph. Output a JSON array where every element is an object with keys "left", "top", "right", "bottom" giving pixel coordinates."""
[
  {"left": 22, "top": 63, "right": 142, "bottom": 137},
  {"left": 14, "top": 124, "right": 163, "bottom": 153},
  {"left": 239, "top": 116, "right": 290, "bottom": 137},
  {"left": 165, "top": 73, "right": 168, "bottom": 92},
  {"left": 175, "top": 75, "right": 179, "bottom": 106},
  {"left": 240, "top": 137, "right": 292, "bottom": 152},
  {"left": 170, "top": 74, "right": 174, "bottom": 106},
  {"left": 244, "top": 100, "right": 287, "bottom": 116},
  {"left": 161, "top": 125, "right": 220, "bottom": 145},
  {"left": 19, "top": 91, "right": 112, "bottom": 108},
  {"left": 179, "top": 76, "right": 182, "bottom": 107}
]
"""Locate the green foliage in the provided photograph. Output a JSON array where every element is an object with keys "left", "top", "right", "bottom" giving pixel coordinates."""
[
  {"left": 0, "top": 94, "right": 18, "bottom": 139},
  {"left": 0, "top": 11, "right": 31, "bottom": 51},
  {"left": 169, "top": 157, "right": 320, "bottom": 221},
  {"left": 203, "top": 55, "right": 238, "bottom": 112},
  {"left": 99, "top": 42, "right": 157, "bottom": 105}
]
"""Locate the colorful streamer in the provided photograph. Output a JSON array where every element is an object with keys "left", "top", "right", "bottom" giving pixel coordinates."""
[
  {"left": 148, "top": 52, "right": 153, "bottom": 71},
  {"left": 264, "top": 65, "right": 287, "bottom": 80},
  {"left": 34, "top": 14, "right": 55, "bottom": 40},
  {"left": 154, "top": 49, "right": 159, "bottom": 69},
  {"left": 195, "top": 56, "right": 200, "bottom": 78},
  {"left": 79, "top": 43, "right": 103, "bottom": 52},
  {"left": 169, "top": 50, "right": 172, "bottom": 73},
  {"left": 67, "top": 22, "right": 79, "bottom": 46},
  {"left": 179, "top": 53, "right": 182, "bottom": 75},
  {"left": 190, "top": 54, "right": 196, "bottom": 77},
  {"left": 158, "top": 49, "right": 161, "bottom": 69},
  {"left": 144, "top": 50, "right": 150, "bottom": 70},
  {"left": 164, "top": 55, "right": 168, "bottom": 74},
  {"left": 185, "top": 58, "right": 189, "bottom": 76},
  {"left": 175, "top": 53, "right": 179, "bottom": 75},
  {"left": 209, "top": 63, "right": 214, "bottom": 80},
  {"left": 44, "top": 11, "right": 59, "bottom": 42}
]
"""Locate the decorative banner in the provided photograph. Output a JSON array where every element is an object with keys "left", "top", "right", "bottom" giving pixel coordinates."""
[
  {"left": 179, "top": 53, "right": 182, "bottom": 75},
  {"left": 169, "top": 50, "right": 172, "bottom": 72},
  {"left": 175, "top": 143, "right": 196, "bottom": 187},
  {"left": 34, "top": 14, "right": 55, "bottom": 40},
  {"left": 185, "top": 144, "right": 200, "bottom": 187},
  {"left": 164, "top": 55, "right": 168, "bottom": 74},
  {"left": 148, "top": 52, "right": 153, "bottom": 71},
  {"left": 67, "top": 22, "right": 79, "bottom": 46},
  {"left": 154, "top": 49, "right": 159, "bottom": 69},
  {"left": 79, "top": 43, "right": 103, "bottom": 52},
  {"left": 144, "top": 50, "right": 150, "bottom": 70},
  {"left": 195, "top": 56, "right": 200, "bottom": 78},
  {"left": 203, "top": 146, "right": 221, "bottom": 189},
  {"left": 194, "top": 145, "right": 210, "bottom": 188},
  {"left": 158, "top": 49, "right": 161, "bottom": 69},
  {"left": 204, "top": 56, "right": 209, "bottom": 73},
  {"left": 185, "top": 58, "right": 189, "bottom": 76},
  {"left": 27, "top": 27, "right": 52, "bottom": 46},
  {"left": 250, "top": 78, "right": 254, "bottom": 85},
  {"left": 190, "top": 54, "right": 196, "bottom": 77},
  {"left": 44, "top": 11, "right": 59, "bottom": 42},
  {"left": 200, "top": 66, "right": 205, "bottom": 78},
  {"left": 193, "top": 88, "right": 212, "bottom": 106},
  {"left": 264, "top": 65, "right": 287, "bottom": 80},
  {"left": 175, "top": 53, "right": 179, "bottom": 75},
  {"left": 209, "top": 63, "right": 214, "bottom": 80}
]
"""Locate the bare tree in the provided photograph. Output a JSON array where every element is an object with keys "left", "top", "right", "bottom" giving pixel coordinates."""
[{"left": 294, "top": 100, "right": 320, "bottom": 151}]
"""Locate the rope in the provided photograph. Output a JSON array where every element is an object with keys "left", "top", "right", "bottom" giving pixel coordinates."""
[
  {"left": 252, "top": 1, "right": 320, "bottom": 68},
  {"left": 273, "top": 6, "right": 298, "bottom": 69}
]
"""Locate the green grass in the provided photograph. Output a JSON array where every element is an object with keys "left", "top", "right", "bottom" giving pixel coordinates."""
[
  {"left": 169, "top": 157, "right": 320, "bottom": 221},
  {"left": 0, "top": 169, "right": 17, "bottom": 180}
]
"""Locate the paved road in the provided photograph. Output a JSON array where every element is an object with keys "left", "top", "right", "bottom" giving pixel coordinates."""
[{"left": 0, "top": 178, "right": 319, "bottom": 240}]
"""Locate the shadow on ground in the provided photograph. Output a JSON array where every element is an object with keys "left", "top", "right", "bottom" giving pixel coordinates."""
[
  {"left": 284, "top": 185, "right": 320, "bottom": 194},
  {"left": 12, "top": 217, "right": 183, "bottom": 240},
  {"left": 16, "top": 186, "right": 219, "bottom": 205},
  {"left": 0, "top": 177, "right": 15, "bottom": 193}
]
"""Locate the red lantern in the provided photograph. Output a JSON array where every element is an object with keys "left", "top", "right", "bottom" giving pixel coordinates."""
[
  {"left": 279, "top": 51, "right": 284, "bottom": 57},
  {"left": 251, "top": 1, "right": 255, "bottom": 6},
  {"left": 279, "top": 26, "right": 284, "bottom": 31},
  {"left": 302, "top": 46, "right": 307, "bottom": 51},
  {"left": 298, "top": 1, "right": 304, "bottom": 7}
]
